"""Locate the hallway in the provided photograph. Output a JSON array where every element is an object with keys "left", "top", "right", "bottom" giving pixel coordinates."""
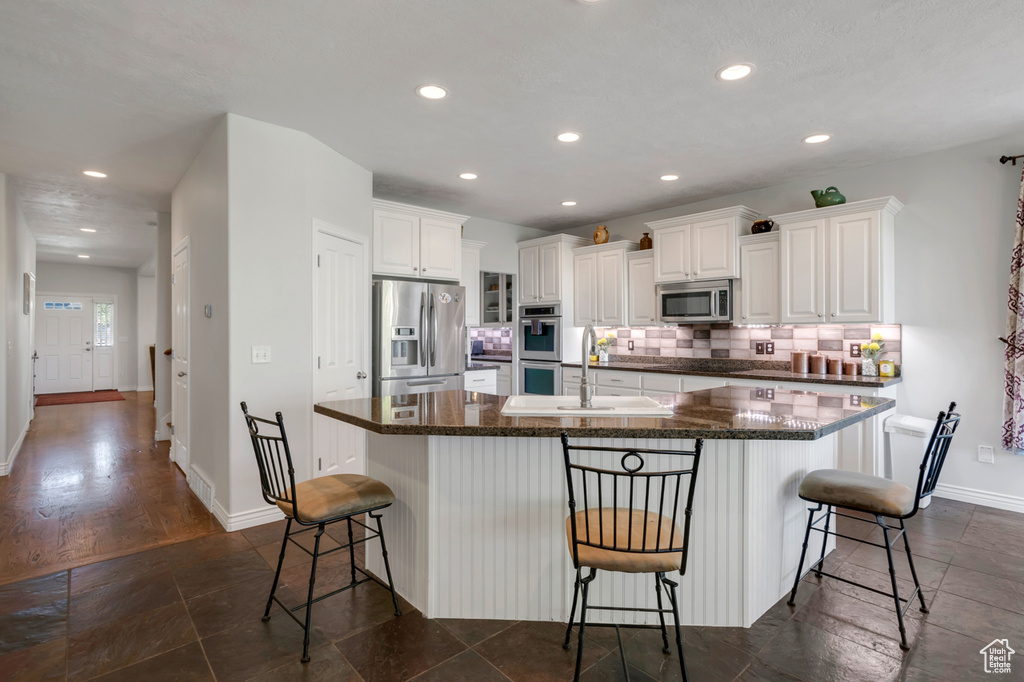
[{"left": 0, "top": 392, "right": 221, "bottom": 587}]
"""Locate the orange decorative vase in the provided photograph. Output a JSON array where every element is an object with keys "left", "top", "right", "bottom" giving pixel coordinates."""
[{"left": 593, "top": 225, "right": 609, "bottom": 244}]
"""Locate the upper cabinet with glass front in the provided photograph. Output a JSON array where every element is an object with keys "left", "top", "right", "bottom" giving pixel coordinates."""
[
  {"left": 373, "top": 199, "right": 467, "bottom": 281},
  {"left": 481, "top": 272, "right": 516, "bottom": 326}
]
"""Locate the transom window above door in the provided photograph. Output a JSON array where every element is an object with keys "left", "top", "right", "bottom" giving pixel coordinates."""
[{"left": 43, "top": 301, "right": 83, "bottom": 310}]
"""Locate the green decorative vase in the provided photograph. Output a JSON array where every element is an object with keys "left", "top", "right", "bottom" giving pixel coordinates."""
[{"left": 811, "top": 186, "right": 847, "bottom": 208}]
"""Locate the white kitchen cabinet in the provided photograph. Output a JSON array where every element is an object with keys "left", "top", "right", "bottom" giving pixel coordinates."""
[
  {"left": 465, "top": 368, "right": 497, "bottom": 394},
  {"left": 495, "top": 363, "right": 513, "bottom": 396},
  {"left": 518, "top": 234, "right": 590, "bottom": 306},
  {"left": 774, "top": 197, "right": 902, "bottom": 324},
  {"left": 681, "top": 375, "right": 731, "bottom": 392},
  {"left": 737, "top": 233, "right": 780, "bottom": 324},
  {"left": 653, "top": 224, "right": 691, "bottom": 282},
  {"left": 641, "top": 373, "right": 682, "bottom": 395},
  {"left": 647, "top": 206, "right": 760, "bottom": 283},
  {"left": 627, "top": 252, "right": 657, "bottom": 326},
  {"left": 461, "top": 240, "right": 485, "bottom": 327},
  {"left": 372, "top": 200, "right": 467, "bottom": 281},
  {"left": 779, "top": 219, "right": 827, "bottom": 323},
  {"left": 573, "top": 242, "right": 634, "bottom": 327}
]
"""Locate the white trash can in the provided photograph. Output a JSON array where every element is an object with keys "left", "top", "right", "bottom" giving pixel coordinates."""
[{"left": 884, "top": 414, "right": 936, "bottom": 509}]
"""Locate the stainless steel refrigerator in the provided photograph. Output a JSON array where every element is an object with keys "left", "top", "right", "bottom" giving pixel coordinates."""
[{"left": 372, "top": 279, "right": 466, "bottom": 397}]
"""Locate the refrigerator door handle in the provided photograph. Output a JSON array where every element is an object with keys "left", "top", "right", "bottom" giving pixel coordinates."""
[
  {"left": 419, "top": 292, "right": 427, "bottom": 367},
  {"left": 430, "top": 294, "right": 437, "bottom": 367}
]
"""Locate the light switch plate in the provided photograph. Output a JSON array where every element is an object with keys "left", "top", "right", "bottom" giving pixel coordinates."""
[
  {"left": 755, "top": 342, "right": 765, "bottom": 355},
  {"left": 628, "top": 340, "right": 634, "bottom": 351},
  {"left": 251, "top": 346, "right": 271, "bottom": 364},
  {"left": 978, "top": 445, "right": 995, "bottom": 463}
]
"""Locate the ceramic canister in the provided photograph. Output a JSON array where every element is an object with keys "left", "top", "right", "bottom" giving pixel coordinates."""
[
  {"left": 791, "top": 351, "right": 809, "bottom": 373},
  {"left": 808, "top": 354, "right": 827, "bottom": 374},
  {"left": 827, "top": 357, "right": 842, "bottom": 375},
  {"left": 843, "top": 361, "right": 860, "bottom": 376}
]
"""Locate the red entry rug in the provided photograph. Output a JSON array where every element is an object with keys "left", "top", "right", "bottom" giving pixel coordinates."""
[{"left": 35, "top": 390, "right": 126, "bottom": 407}]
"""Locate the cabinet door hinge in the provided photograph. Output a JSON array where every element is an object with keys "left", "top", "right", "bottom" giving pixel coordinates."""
[
  {"left": 170, "top": 425, "right": 175, "bottom": 435},
  {"left": 318, "top": 457, "right": 322, "bottom": 471},
  {"left": 171, "top": 274, "right": 175, "bottom": 285},
  {"left": 317, "top": 254, "right": 321, "bottom": 267},
  {"left": 317, "top": 356, "right": 321, "bottom": 369}
]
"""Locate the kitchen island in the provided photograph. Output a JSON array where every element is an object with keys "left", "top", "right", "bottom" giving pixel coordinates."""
[{"left": 314, "top": 388, "right": 894, "bottom": 628}]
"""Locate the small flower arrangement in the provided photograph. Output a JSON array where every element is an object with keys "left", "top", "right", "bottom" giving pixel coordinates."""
[
  {"left": 590, "top": 332, "right": 616, "bottom": 363},
  {"left": 860, "top": 333, "right": 885, "bottom": 360}
]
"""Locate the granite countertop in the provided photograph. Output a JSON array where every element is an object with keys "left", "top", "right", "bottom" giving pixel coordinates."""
[
  {"left": 471, "top": 355, "right": 512, "bottom": 364},
  {"left": 466, "top": 362, "right": 500, "bottom": 371},
  {"left": 560, "top": 359, "right": 902, "bottom": 388},
  {"left": 315, "top": 388, "right": 894, "bottom": 440}
]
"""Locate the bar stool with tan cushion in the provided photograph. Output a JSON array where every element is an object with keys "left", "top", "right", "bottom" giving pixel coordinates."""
[
  {"left": 787, "top": 402, "right": 961, "bottom": 651},
  {"left": 241, "top": 402, "right": 402, "bottom": 663},
  {"left": 560, "top": 434, "right": 703, "bottom": 682}
]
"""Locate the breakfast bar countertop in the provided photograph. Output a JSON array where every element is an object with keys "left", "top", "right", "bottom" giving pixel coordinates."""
[{"left": 314, "top": 387, "right": 894, "bottom": 441}]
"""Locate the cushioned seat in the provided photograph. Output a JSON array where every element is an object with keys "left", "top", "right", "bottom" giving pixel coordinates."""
[
  {"left": 566, "top": 508, "right": 683, "bottom": 573},
  {"left": 799, "top": 469, "right": 916, "bottom": 517},
  {"left": 277, "top": 474, "right": 395, "bottom": 523}
]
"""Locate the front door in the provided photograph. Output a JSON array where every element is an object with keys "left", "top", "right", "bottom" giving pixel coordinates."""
[
  {"left": 313, "top": 223, "right": 368, "bottom": 476},
  {"left": 35, "top": 296, "right": 93, "bottom": 394},
  {"left": 172, "top": 240, "right": 190, "bottom": 471}
]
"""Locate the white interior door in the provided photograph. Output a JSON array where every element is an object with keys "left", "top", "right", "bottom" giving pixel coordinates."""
[
  {"left": 314, "top": 223, "right": 368, "bottom": 476},
  {"left": 172, "top": 241, "right": 190, "bottom": 471},
  {"left": 92, "top": 300, "right": 115, "bottom": 390},
  {"left": 34, "top": 296, "right": 94, "bottom": 394}
]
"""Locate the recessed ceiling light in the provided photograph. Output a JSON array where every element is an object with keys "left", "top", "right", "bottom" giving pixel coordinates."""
[
  {"left": 459, "top": 173, "right": 478, "bottom": 180},
  {"left": 716, "top": 64, "right": 754, "bottom": 81},
  {"left": 660, "top": 174, "right": 679, "bottom": 181},
  {"left": 83, "top": 170, "right": 107, "bottom": 178},
  {"left": 77, "top": 254, "right": 89, "bottom": 259},
  {"left": 417, "top": 85, "right": 448, "bottom": 100},
  {"left": 561, "top": 201, "right": 577, "bottom": 206},
  {"left": 556, "top": 132, "right": 581, "bottom": 143},
  {"left": 80, "top": 228, "right": 97, "bottom": 232},
  {"left": 576, "top": 0, "right": 604, "bottom": 4},
  {"left": 803, "top": 134, "right": 831, "bottom": 144}
]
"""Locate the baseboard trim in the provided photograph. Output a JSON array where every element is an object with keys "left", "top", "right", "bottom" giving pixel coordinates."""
[
  {"left": 934, "top": 483, "right": 1024, "bottom": 514},
  {"left": 212, "top": 500, "right": 284, "bottom": 532},
  {"left": 136, "top": 385, "right": 154, "bottom": 392},
  {"left": 117, "top": 386, "right": 138, "bottom": 393},
  {"left": 0, "top": 420, "right": 29, "bottom": 476}
]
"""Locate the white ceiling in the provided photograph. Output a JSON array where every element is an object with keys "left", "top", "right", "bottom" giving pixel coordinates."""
[{"left": 2, "top": 0, "right": 1024, "bottom": 267}]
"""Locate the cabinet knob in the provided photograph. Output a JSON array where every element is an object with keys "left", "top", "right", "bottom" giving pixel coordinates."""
[
  {"left": 742, "top": 315, "right": 747, "bottom": 319},
  {"left": 818, "top": 314, "right": 824, "bottom": 318},
  {"left": 413, "top": 267, "right": 418, "bottom": 271},
  {"left": 831, "top": 313, "right": 836, "bottom": 318},
  {"left": 422, "top": 268, "right": 427, "bottom": 272}
]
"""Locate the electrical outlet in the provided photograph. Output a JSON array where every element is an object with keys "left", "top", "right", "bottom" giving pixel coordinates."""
[
  {"left": 628, "top": 340, "right": 634, "bottom": 351},
  {"left": 850, "top": 344, "right": 861, "bottom": 357},
  {"left": 765, "top": 341, "right": 774, "bottom": 355},
  {"left": 251, "top": 346, "right": 271, "bottom": 364},
  {"left": 755, "top": 342, "right": 765, "bottom": 355},
  {"left": 978, "top": 445, "right": 995, "bottom": 464}
]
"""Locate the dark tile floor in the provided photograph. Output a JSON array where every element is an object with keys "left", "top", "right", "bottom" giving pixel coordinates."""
[{"left": 2, "top": 498, "right": 1022, "bottom": 681}]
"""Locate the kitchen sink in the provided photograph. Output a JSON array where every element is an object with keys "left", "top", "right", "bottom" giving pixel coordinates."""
[{"left": 500, "top": 395, "right": 675, "bottom": 417}]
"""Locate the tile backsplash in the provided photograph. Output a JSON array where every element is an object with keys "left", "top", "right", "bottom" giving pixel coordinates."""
[
  {"left": 594, "top": 324, "right": 902, "bottom": 367},
  {"left": 470, "top": 327, "right": 512, "bottom": 353}
]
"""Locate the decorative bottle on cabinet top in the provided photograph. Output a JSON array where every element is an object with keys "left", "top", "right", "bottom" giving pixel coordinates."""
[{"left": 593, "top": 225, "right": 609, "bottom": 244}]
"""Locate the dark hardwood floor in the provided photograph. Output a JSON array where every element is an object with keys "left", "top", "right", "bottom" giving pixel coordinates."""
[{"left": 0, "top": 391, "right": 221, "bottom": 587}]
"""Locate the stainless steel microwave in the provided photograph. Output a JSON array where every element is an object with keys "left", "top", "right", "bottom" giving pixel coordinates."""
[{"left": 656, "top": 280, "right": 732, "bottom": 323}]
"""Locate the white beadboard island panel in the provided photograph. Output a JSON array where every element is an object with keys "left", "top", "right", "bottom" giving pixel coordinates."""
[{"left": 365, "top": 432, "right": 836, "bottom": 627}]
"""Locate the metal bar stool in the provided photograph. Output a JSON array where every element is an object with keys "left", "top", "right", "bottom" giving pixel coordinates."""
[
  {"left": 788, "top": 401, "right": 961, "bottom": 650},
  {"left": 241, "top": 402, "right": 402, "bottom": 662},
  {"left": 560, "top": 433, "right": 703, "bottom": 682}
]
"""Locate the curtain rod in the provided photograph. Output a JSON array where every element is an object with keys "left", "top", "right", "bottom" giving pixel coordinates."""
[{"left": 1000, "top": 154, "right": 1024, "bottom": 166}]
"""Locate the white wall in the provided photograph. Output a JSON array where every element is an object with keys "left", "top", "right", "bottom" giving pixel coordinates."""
[
  {"left": 560, "top": 131, "right": 1024, "bottom": 509},
  {"left": 171, "top": 117, "right": 230, "bottom": 508},
  {"left": 136, "top": 274, "right": 156, "bottom": 391},
  {"left": 463, "top": 217, "right": 547, "bottom": 274},
  {"left": 154, "top": 212, "right": 172, "bottom": 439},
  {"left": 35, "top": 262, "right": 140, "bottom": 391},
  {"left": 226, "top": 114, "right": 373, "bottom": 521},
  {"left": 1, "top": 174, "right": 37, "bottom": 473}
]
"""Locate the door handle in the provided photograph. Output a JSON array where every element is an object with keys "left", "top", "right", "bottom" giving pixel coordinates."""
[
  {"left": 178, "top": 371, "right": 187, "bottom": 377},
  {"left": 430, "top": 296, "right": 437, "bottom": 367},
  {"left": 419, "top": 293, "right": 427, "bottom": 367},
  {"left": 84, "top": 348, "right": 92, "bottom": 352},
  {"left": 356, "top": 371, "right": 367, "bottom": 379}
]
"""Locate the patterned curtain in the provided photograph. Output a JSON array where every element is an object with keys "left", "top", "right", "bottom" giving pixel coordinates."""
[{"left": 1002, "top": 167, "right": 1024, "bottom": 452}]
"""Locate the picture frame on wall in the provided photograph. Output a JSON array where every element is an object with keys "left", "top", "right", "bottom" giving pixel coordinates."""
[{"left": 23, "top": 272, "right": 34, "bottom": 315}]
